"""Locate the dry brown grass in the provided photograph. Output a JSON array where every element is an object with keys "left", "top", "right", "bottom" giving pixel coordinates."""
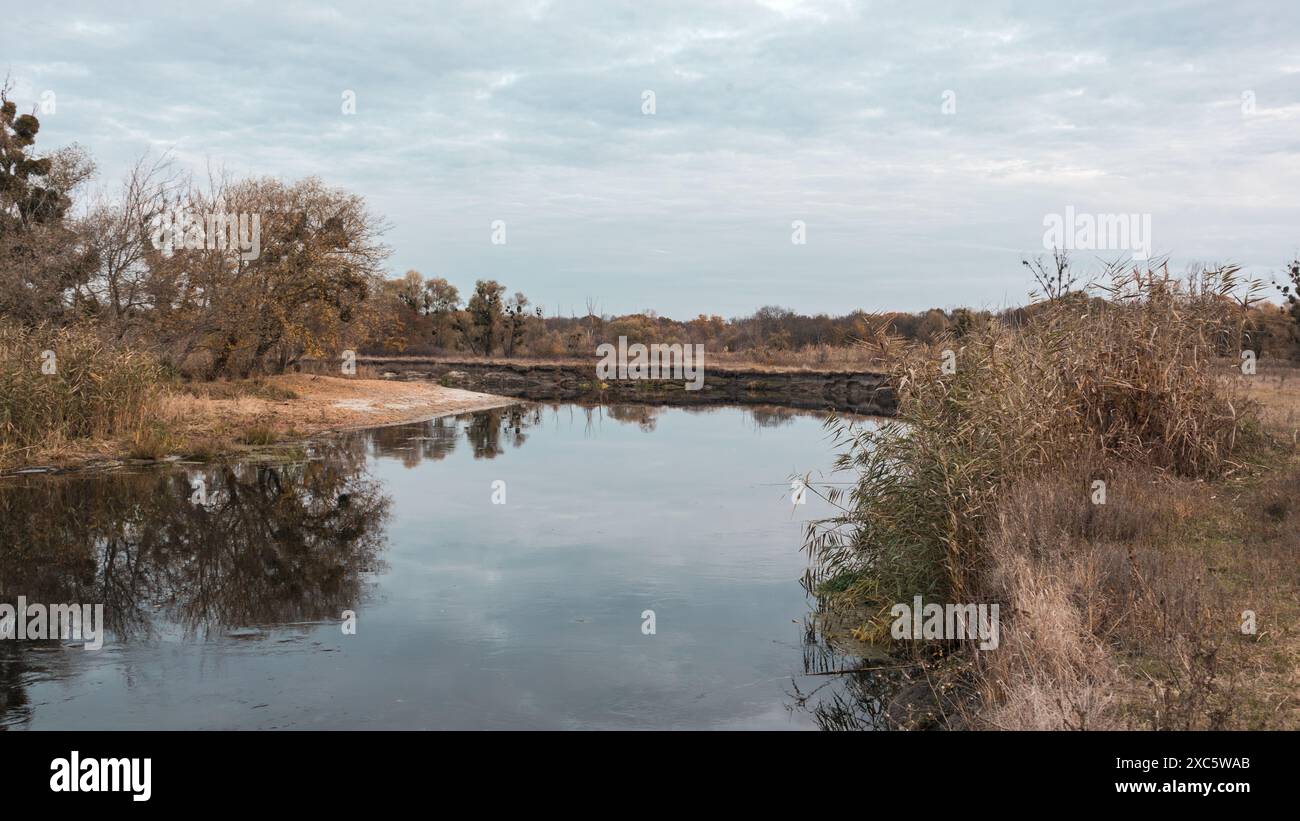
[
  {"left": 178, "top": 377, "right": 300, "bottom": 402},
  {"left": 973, "top": 456, "right": 1299, "bottom": 730},
  {"left": 1233, "top": 359, "right": 1300, "bottom": 434},
  {"left": 152, "top": 375, "right": 514, "bottom": 456},
  {"left": 0, "top": 323, "right": 164, "bottom": 468},
  {"left": 979, "top": 471, "right": 1209, "bottom": 729},
  {"left": 2, "top": 374, "right": 515, "bottom": 471},
  {"left": 707, "top": 344, "right": 886, "bottom": 370},
  {"left": 804, "top": 264, "right": 1295, "bottom": 729}
]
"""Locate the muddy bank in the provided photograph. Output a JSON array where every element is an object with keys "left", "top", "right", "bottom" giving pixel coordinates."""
[{"left": 359, "top": 357, "right": 896, "bottom": 415}]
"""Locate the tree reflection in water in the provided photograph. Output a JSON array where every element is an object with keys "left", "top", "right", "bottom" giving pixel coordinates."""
[
  {"left": 364, "top": 404, "right": 548, "bottom": 465},
  {"left": 363, "top": 403, "right": 805, "bottom": 471},
  {"left": 0, "top": 437, "right": 389, "bottom": 726},
  {"left": 367, "top": 414, "right": 461, "bottom": 467},
  {"left": 464, "top": 405, "right": 541, "bottom": 457},
  {"left": 1, "top": 401, "right": 865, "bottom": 729},
  {"left": 605, "top": 404, "right": 662, "bottom": 432}
]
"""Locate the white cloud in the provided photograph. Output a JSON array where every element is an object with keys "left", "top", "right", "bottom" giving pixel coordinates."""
[{"left": 2, "top": 0, "right": 1296, "bottom": 315}]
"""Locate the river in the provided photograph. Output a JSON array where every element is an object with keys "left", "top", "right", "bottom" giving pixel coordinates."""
[{"left": 0, "top": 402, "right": 883, "bottom": 729}]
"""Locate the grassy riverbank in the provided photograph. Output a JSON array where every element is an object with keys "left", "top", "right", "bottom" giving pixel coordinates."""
[
  {"left": 0, "top": 331, "right": 513, "bottom": 474},
  {"left": 806, "top": 268, "right": 1299, "bottom": 730}
]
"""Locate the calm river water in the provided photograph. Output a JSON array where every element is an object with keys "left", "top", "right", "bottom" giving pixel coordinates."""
[{"left": 0, "top": 403, "right": 880, "bottom": 729}]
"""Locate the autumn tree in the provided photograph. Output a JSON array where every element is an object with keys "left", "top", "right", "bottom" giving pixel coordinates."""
[
  {"left": 423, "top": 276, "right": 461, "bottom": 350},
  {"left": 0, "top": 82, "right": 98, "bottom": 324},
  {"left": 462, "top": 279, "right": 505, "bottom": 355},
  {"left": 163, "top": 176, "right": 390, "bottom": 377},
  {"left": 396, "top": 269, "right": 425, "bottom": 311},
  {"left": 381, "top": 270, "right": 462, "bottom": 353},
  {"left": 502, "top": 291, "right": 535, "bottom": 357},
  {"left": 75, "top": 154, "right": 183, "bottom": 338}
]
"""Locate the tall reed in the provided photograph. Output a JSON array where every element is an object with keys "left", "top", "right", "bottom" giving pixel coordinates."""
[
  {"left": 804, "top": 263, "right": 1260, "bottom": 609},
  {"left": 0, "top": 322, "right": 164, "bottom": 466}
]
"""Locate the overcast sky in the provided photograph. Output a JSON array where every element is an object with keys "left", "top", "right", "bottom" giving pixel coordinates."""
[{"left": 5, "top": 0, "right": 1299, "bottom": 318}]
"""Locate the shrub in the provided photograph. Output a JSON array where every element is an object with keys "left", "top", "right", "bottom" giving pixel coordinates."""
[{"left": 239, "top": 422, "right": 278, "bottom": 446}]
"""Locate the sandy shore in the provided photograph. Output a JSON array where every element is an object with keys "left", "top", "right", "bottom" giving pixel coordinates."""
[
  {"left": 175, "top": 374, "right": 519, "bottom": 433},
  {"left": 3, "top": 375, "right": 517, "bottom": 475}
]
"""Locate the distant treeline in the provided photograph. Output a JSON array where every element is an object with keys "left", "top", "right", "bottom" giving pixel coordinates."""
[{"left": 368, "top": 269, "right": 1300, "bottom": 362}]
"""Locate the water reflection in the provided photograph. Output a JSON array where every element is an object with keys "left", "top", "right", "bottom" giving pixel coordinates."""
[
  {"left": 368, "top": 414, "right": 461, "bottom": 466},
  {"left": 0, "top": 402, "right": 882, "bottom": 729},
  {"left": 364, "top": 403, "right": 813, "bottom": 469},
  {"left": 786, "top": 614, "right": 902, "bottom": 731},
  {"left": 0, "top": 438, "right": 388, "bottom": 727}
]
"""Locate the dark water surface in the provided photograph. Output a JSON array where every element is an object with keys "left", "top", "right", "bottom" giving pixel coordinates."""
[{"left": 0, "top": 403, "right": 876, "bottom": 729}]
